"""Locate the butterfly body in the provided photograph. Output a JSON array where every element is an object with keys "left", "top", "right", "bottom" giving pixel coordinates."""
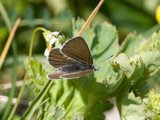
[
  {"left": 48, "top": 36, "right": 96, "bottom": 79},
  {"left": 60, "top": 64, "right": 95, "bottom": 73}
]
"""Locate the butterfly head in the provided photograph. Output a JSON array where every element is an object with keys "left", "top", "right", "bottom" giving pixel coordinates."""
[{"left": 93, "top": 65, "right": 99, "bottom": 71}]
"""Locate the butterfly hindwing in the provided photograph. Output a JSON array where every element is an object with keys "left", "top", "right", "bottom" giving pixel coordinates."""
[
  {"left": 61, "top": 70, "right": 92, "bottom": 79},
  {"left": 48, "top": 69, "right": 92, "bottom": 79},
  {"left": 48, "top": 48, "right": 79, "bottom": 68},
  {"left": 47, "top": 70, "right": 63, "bottom": 79}
]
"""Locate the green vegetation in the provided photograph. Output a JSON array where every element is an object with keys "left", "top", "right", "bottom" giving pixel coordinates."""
[{"left": 0, "top": 0, "right": 160, "bottom": 120}]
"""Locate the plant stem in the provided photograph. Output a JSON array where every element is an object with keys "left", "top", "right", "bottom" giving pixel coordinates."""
[
  {"left": 29, "top": 27, "right": 46, "bottom": 60},
  {"left": 0, "top": 1, "right": 20, "bottom": 120},
  {"left": 22, "top": 80, "right": 53, "bottom": 119},
  {"left": 8, "top": 74, "right": 25, "bottom": 120},
  {"left": 0, "top": 18, "right": 21, "bottom": 69},
  {"left": 21, "top": 26, "right": 50, "bottom": 119},
  {"left": 5, "top": 42, "right": 18, "bottom": 120},
  {"left": 0, "top": 1, "right": 11, "bottom": 30},
  {"left": 78, "top": 0, "right": 104, "bottom": 36}
]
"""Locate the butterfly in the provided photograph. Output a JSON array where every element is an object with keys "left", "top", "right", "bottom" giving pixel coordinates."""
[{"left": 47, "top": 36, "right": 97, "bottom": 79}]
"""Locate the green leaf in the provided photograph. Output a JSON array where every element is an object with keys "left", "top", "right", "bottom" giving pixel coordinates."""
[
  {"left": 37, "top": 104, "right": 65, "bottom": 120},
  {"left": 23, "top": 18, "right": 160, "bottom": 120},
  {"left": 120, "top": 91, "right": 145, "bottom": 120},
  {"left": 119, "top": 33, "right": 144, "bottom": 56},
  {"left": 85, "top": 100, "right": 113, "bottom": 120},
  {"left": 24, "top": 58, "right": 48, "bottom": 94},
  {"left": 93, "top": 22, "right": 119, "bottom": 82},
  {"left": 72, "top": 18, "right": 95, "bottom": 49},
  {"left": 113, "top": 53, "right": 133, "bottom": 79}
]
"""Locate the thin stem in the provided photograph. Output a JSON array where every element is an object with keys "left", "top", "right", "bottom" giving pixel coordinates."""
[
  {"left": 8, "top": 27, "right": 46, "bottom": 119},
  {"left": 2, "top": 42, "right": 18, "bottom": 120},
  {"left": 8, "top": 79, "right": 25, "bottom": 120},
  {"left": 0, "top": 1, "right": 11, "bottom": 30},
  {"left": 29, "top": 27, "right": 46, "bottom": 60},
  {"left": 78, "top": 0, "right": 104, "bottom": 36},
  {"left": 0, "top": 18, "right": 21, "bottom": 69},
  {"left": 22, "top": 80, "right": 53, "bottom": 119},
  {"left": 0, "top": 2, "right": 21, "bottom": 119}
]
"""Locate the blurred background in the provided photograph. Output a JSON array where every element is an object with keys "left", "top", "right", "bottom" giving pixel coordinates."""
[{"left": 0, "top": 0, "right": 159, "bottom": 118}]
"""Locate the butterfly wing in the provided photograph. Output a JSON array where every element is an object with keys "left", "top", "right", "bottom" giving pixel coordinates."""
[
  {"left": 61, "top": 70, "right": 92, "bottom": 79},
  {"left": 47, "top": 70, "right": 63, "bottom": 79},
  {"left": 48, "top": 37, "right": 94, "bottom": 80},
  {"left": 61, "top": 36, "right": 93, "bottom": 65},
  {"left": 48, "top": 69, "right": 92, "bottom": 79},
  {"left": 48, "top": 48, "right": 79, "bottom": 68}
]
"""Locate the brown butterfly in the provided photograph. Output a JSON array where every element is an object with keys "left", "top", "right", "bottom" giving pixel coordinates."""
[{"left": 47, "top": 36, "right": 97, "bottom": 79}]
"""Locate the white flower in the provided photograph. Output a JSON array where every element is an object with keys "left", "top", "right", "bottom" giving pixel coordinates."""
[
  {"left": 44, "top": 48, "right": 50, "bottom": 57},
  {"left": 43, "top": 31, "right": 62, "bottom": 57}
]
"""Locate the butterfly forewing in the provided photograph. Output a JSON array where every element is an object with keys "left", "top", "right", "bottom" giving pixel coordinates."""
[
  {"left": 61, "top": 36, "right": 93, "bottom": 64},
  {"left": 48, "top": 48, "right": 79, "bottom": 68}
]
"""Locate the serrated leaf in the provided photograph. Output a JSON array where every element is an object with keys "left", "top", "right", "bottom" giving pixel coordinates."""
[
  {"left": 137, "top": 31, "right": 160, "bottom": 52},
  {"left": 24, "top": 58, "right": 48, "bottom": 93},
  {"left": 119, "top": 33, "right": 144, "bottom": 56},
  {"left": 72, "top": 18, "right": 95, "bottom": 49},
  {"left": 129, "top": 55, "right": 145, "bottom": 85},
  {"left": 139, "top": 51, "right": 160, "bottom": 76},
  {"left": 113, "top": 53, "right": 133, "bottom": 79},
  {"left": 120, "top": 92, "right": 145, "bottom": 120},
  {"left": 93, "top": 22, "right": 119, "bottom": 82}
]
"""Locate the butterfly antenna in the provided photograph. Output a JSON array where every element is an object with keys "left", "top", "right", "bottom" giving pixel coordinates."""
[
  {"left": 98, "top": 55, "right": 114, "bottom": 65},
  {"left": 94, "top": 55, "right": 113, "bottom": 71}
]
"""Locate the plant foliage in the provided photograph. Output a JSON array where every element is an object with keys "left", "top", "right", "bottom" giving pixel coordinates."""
[{"left": 23, "top": 18, "right": 160, "bottom": 120}]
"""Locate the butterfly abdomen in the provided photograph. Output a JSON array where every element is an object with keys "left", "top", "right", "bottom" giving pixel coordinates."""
[{"left": 60, "top": 64, "right": 94, "bottom": 73}]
